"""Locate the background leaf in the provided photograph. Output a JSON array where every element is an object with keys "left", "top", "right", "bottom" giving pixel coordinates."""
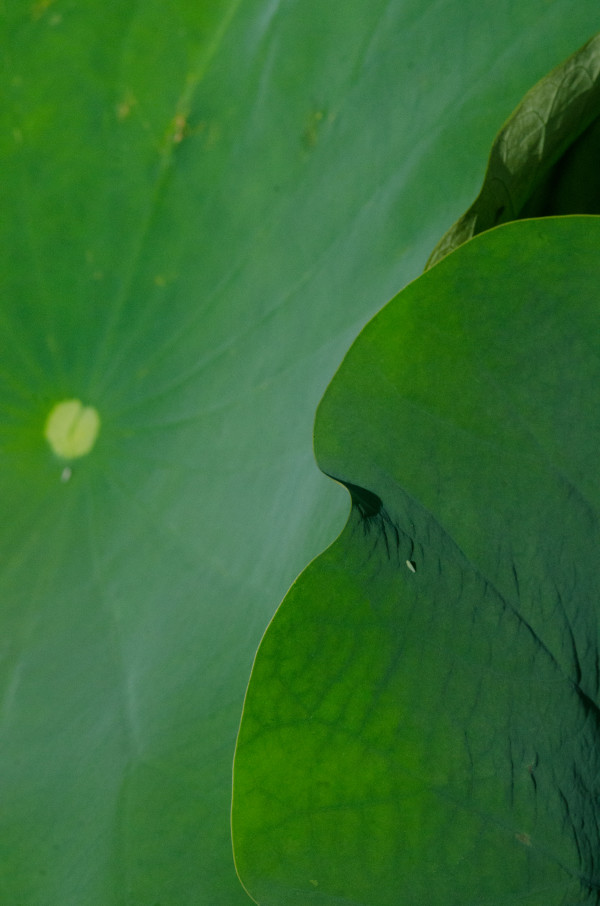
[
  {"left": 2, "top": 2, "right": 600, "bottom": 903},
  {"left": 426, "top": 31, "right": 600, "bottom": 266},
  {"left": 233, "top": 217, "right": 600, "bottom": 905}
]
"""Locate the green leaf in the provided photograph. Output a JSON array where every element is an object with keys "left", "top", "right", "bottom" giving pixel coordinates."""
[
  {"left": 3, "top": 2, "right": 600, "bottom": 903},
  {"left": 426, "top": 32, "right": 600, "bottom": 267},
  {"left": 232, "top": 217, "right": 600, "bottom": 905}
]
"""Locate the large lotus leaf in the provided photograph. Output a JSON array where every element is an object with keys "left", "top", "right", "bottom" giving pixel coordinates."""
[
  {"left": 232, "top": 217, "right": 600, "bottom": 905},
  {"left": 2, "top": 2, "right": 600, "bottom": 904}
]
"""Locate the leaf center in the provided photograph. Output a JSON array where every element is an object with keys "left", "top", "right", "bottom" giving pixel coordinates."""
[{"left": 44, "top": 399, "right": 100, "bottom": 459}]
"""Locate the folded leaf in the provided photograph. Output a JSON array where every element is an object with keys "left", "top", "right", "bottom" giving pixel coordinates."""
[{"left": 426, "top": 33, "right": 600, "bottom": 266}]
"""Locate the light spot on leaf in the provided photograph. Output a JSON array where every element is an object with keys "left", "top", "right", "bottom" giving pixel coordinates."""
[
  {"left": 515, "top": 831, "right": 532, "bottom": 847},
  {"left": 45, "top": 399, "right": 100, "bottom": 459},
  {"left": 116, "top": 91, "right": 137, "bottom": 121},
  {"left": 31, "top": 0, "right": 56, "bottom": 20},
  {"left": 406, "top": 559, "right": 417, "bottom": 573},
  {"left": 171, "top": 113, "right": 189, "bottom": 144},
  {"left": 302, "top": 109, "right": 325, "bottom": 150}
]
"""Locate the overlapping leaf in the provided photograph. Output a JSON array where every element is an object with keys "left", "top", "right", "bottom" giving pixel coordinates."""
[
  {"left": 233, "top": 217, "right": 600, "bottom": 905},
  {"left": 427, "top": 31, "right": 600, "bottom": 266}
]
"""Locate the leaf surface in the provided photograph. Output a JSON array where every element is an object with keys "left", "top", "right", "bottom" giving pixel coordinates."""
[
  {"left": 2, "top": 2, "right": 600, "bottom": 903},
  {"left": 233, "top": 217, "right": 600, "bottom": 905}
]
